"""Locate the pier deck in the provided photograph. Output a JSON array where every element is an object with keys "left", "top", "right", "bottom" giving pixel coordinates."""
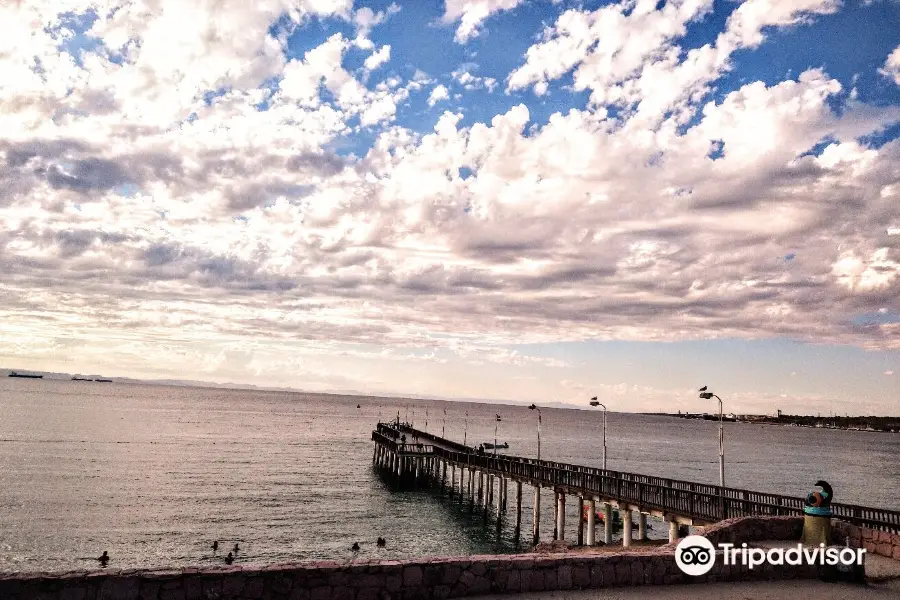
[{"left": 372, "top": 422, "right": 900, "bottom": 546}]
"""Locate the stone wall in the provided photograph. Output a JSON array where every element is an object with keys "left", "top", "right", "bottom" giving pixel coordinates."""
[
  {"left": 1, "top": 516, "right": 879, "bottom": 600},
  {"left": 833, "top": 521, "right": 900, "bottom": 561},
  {"left": 0, "top": 546, "right": 831, "bottom": 600},
  {"left": 697, "top": 515, "right": 804, "bottom": 546}
]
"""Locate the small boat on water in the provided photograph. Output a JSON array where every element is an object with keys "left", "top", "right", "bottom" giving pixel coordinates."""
[
  {"left": 9, "top": 371, "right": 43, "bottom": 379},
  {"left": 72, "top": 376, "right": 93, "bottom": 381},
  {"left": 480, "top": 442, "right": 509, "bottom": 450},
  {"left": 94, "top": 378, "right": 113, "bottom": 383}
]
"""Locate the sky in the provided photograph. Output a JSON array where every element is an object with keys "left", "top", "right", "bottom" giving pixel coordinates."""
[{"left": 1, "top": 0, "right": 899, "bottom": 415}]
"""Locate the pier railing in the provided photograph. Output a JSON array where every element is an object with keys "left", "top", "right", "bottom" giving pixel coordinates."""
[{"left": 373, "top": 423, "right": 900, "bottom": 533}]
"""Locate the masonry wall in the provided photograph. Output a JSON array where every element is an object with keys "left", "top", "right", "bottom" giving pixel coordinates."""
[
  {"left": 0, "top": 551, "right": 839, "bottom": 600},
  {"left": 0, "top": 516, "right": 874, "bottom": 600},
  {"left": 833, "top": 521, "right": 900, "bottom": 561},
  {"left": 695, "top": 515, "right": 804, "bottom": 546}
]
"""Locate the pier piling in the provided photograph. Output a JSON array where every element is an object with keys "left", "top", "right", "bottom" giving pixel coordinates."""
[
  {"left": 622, "top": 510, "right": 632, "bottom": 547},
  {"left": 514, "top": 481, "right": 523, "bottom": 538},
  {"left": 603, "top": 503, "right": 612, "bottom": 544},
  {"left": 577, "top": 496, "right": 585, "bottom": 546},
  {"left": 587, "top": 499, "right": 596, "bottom": 546},
  {"left": 556, "top": 492, "right": 566, "bottom": 540}
]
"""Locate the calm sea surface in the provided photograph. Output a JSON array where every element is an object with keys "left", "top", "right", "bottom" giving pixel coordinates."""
[{"left": 1, "top": 379, "right": 898, "bottom": 574}]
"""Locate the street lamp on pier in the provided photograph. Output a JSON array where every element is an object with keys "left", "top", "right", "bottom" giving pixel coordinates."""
[
  {"left": 528, "top": 404, "right": 542, "bottom": 461},
  {"left": 698, "top": 386, "right": 725, "bottom": 488},
  {"left": 464, "top": 411, "right": 468, "bottom": 448},
  {"left": 588, "top": 397, "right": 608, "bottom": 470}
]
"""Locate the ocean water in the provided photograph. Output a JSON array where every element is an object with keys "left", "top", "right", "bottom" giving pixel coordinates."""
[{"left": 0, "top": 379, "right": 897, "bottom": 574}]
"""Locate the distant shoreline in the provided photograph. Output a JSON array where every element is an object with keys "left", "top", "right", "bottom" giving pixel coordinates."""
[{"left": 645, "top": 412, "right": 900, "bottom": 433}]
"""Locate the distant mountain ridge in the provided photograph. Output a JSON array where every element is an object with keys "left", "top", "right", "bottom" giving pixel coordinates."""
[{"left": 0, "top": 367, "right": 564, "bottom": 408}]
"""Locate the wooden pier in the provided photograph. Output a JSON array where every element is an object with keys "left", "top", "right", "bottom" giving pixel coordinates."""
[{"left": 372, "top": 422, "right": 900, "bottom": 546}]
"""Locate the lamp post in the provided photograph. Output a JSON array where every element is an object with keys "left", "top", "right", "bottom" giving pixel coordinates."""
[
  {"left": 464, "top": 411, "right": 468, "bottom": 448},
  {"left": 494, "top": 414, "right": 501, "bottom": 456},
  {"left": 588, "top": 397, "right": 607, "bottom": 470},
  {"left": 699, "top": 387, "right": 725, "bottom": 488},
  {"left": 528, "top": 404, "right": 542, "bottom": 461},
  {"left": 442, "top": 408, "right": 446, "bottom": 438}
]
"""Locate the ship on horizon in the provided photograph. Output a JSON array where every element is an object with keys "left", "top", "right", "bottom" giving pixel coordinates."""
[
  {"left": 71, "top": 376, "right": 93, "bottom": 381},
  {"left": 9, "top": 371, "right": 43, "bottom": 379}
]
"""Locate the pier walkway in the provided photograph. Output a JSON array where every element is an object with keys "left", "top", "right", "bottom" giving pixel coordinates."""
[{"left": 372, "top": 422, "right": 900, "bottom": 547}]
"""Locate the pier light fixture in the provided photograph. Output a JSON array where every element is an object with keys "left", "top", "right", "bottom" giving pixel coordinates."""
[
  {"left": 528, "top": 404, "right": 542, "bottom": 461},
  {"left": 464, "top": 411, "right": 468, "bottom": 448},
  {"left": 588, "top": 397, "right": 608, "bottom": 470},
  {"left": 698, "top": 387, "right": 725, "bottom": 488}
]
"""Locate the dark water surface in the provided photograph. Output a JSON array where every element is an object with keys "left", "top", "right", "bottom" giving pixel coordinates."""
[{"left": 1, "top": 379, "right": 897, "bottom": 574}]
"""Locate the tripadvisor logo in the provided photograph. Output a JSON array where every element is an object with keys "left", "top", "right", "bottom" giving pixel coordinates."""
[
  {"left": 675, "top": 534, "right": 867, "bottom": 576},
  {"left": 675, "top": 536, "right": 716, "bottom": 576}
]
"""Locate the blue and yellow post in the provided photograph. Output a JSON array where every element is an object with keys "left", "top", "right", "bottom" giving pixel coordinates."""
[{"left": 801, "top": 479, "right": 833, "bottom": 546}]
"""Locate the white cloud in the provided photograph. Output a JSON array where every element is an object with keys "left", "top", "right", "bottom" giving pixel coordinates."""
[
  {"left": 428, "top": 84, "right": 450, "bottom": 106},
  {"left": 879, "top": 45, "right": 900, "bottom": 86},
  {"left": 1, "top": 0, "right": 900, "bottom": 413},
  {"left": 364, "top": 45, "right": 392, "bottom": 71},
  {"left": 507, "top": 0, "right": 841, "bottom": 128},
  {"left": 442, "top": 0, "right": 526, "bottom": 43},
  {"left": 353, "top": 3, "right": 401, "bottom": 37},
  {"left": 452, "top": 69, "right": 498, "bottom": 92}
]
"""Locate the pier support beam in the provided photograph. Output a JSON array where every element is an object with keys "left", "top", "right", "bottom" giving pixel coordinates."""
[
  {"left": 638, "top": 513, "right": 647, "bottom": 541},
  {"left": 514, "top": 481, "right": 523, "bottom": 538},
  {"left": 668, "top": 519, "right": 678, "bottom": 543},
  {"left": 556, "top": 492, "right": 566, "bottom": 540},
  {"left": 462, "top": 467, "right": 467, "bottom": 500},
  {"left": 603, "top": 503, "right": 612, "bottom": 544},
  {"left": 502, "top": 478, "right": 508, "bottom": 511},
  {"left": 622, "top": 510, "right": 632, "bottom": 547},
  {"left": 488, "top": 475, "right": 494, "bottom": 506},
  {"left": 577, "top": 496, "right": 585, "bottom": 546},
  {"left": 532, "top": 486, "right": 541, "bottom": 546},
  {"left": 553, "top": 491, "right": 559, "bottom": 539},
  {"left": 586, "top": 499, "right": 596, "bottom": 546},
  {"left": 478, "top": 472, "right": 484, "bottom": 505}
]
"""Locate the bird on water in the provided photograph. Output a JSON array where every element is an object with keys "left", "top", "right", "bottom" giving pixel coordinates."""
[
  {"left": 212, "top": 540, "right": 218, "bottom": 552},
  {"left": 98, "top": 551, "right": 109, "bottom": 566},
  {"left": 351, "top": 542, "right": 360, "bottom": 551},
  {"left": 225, "top": 552, "right": 234, "bottom": 564}
]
